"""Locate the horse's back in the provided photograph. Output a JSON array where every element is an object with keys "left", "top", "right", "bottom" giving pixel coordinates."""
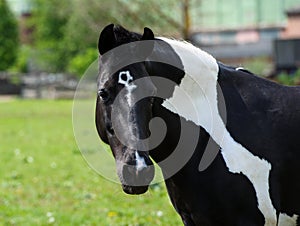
[{"left": 218, "top": 64, "right": 300, "bottom": 215}]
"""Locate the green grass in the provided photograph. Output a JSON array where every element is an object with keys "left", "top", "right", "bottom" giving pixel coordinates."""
[
  {"left": 0, "top": 99, "right": 181, "bottom": 226},
  {"left": 276, "top": 69, "right": 300, "bottom": 86}
]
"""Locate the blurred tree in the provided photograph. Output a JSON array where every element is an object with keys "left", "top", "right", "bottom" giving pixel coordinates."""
[
  {"left": 28, "top": 0, "right": 190, "bottom": 76},
  {"left": 63, "top": 0, "right": 184, "bottom": 76},
  {"left": 30, "top": 0, "right": 71, "bottom": 72},
  {"left": 67, "top": 48, "right": 98, "bottom": 76},
  {"left": 116, "top": 0, "right": 182, "bottom": 34},
  {"left": 63, "top": 0, "right": 117, "bottom": 56},
  {"left": 0, "top": 0, "right": 19, "bottom": 71}
]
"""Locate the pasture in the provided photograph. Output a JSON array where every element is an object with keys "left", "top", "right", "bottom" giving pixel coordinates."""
[{"left": 0, "top": 99, "right": 181, "bottom": 225}]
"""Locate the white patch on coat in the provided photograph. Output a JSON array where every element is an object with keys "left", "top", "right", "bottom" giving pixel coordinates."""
[
  {"left": 159, "top": 37, "right": 278, "bottom": 225},
  {"left": 118, "top": 71, "right": 133, "bottom": 85},
  {"left": 235, "top": 66, "right": 245, "bottom": 71},
  {"left": 278, "top": 213, "right": 298, "bottom": 226},
  {"left": 135, "top": 151, "right": 147, "bottom": 171},
  {"left": 118, "top": 71, "right": 137, "bottom": 106}
]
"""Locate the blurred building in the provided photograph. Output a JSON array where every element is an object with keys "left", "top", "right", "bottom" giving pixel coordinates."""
[
  {"left": 192, "top": 0, "right": 299, "bottom": 31},
  {"left": 190, "top": 0, "right": 300, "bottom": 61},
  {"left": 282, "top": 5, "right": 300, "bottom": 38},
  {"left": 274, "top": 5, "right": 300, "bottom": 73},
  {"left": 7, "top": 0, "right": 33, "bottom": 44}
]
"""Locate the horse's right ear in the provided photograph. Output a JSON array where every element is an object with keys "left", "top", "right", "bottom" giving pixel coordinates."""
[
  {"left": 137, "top": 27, "right": 155, "bottom": 58},
  {"left": 98, "top": 24, "right": 116, "bottom": 55},
  {"left": 141, "top": 27, "right": 154, "bottom": 40}
]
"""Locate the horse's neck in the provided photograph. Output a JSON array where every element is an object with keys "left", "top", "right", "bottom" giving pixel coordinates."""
[
  {"left": 148, "top": 39, "right": 221, "bottom": 174},
  {"left": 148, "top": 40, "right": 266, "bottom": 176},
  {"left": 157, "top": 38, "right": 220, "bottom": 136}
]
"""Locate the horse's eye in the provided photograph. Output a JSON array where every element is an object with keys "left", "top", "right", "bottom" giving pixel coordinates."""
[{"left": 99, "top": 89, "right": 109, "bottom": 102}]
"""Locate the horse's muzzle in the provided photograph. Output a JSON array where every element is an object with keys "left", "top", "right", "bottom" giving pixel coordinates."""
[
  {"left": 119, "top": 156, "right": 155, "bottom": 195},
  {"left": 122, "top": 184, "right": 149, "bottom": 195}
]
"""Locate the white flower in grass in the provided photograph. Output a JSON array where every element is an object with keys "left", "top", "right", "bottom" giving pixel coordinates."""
[
  {"left": 48, "top": 217, "right": 55, "bottom": 224},
  {"left": 14, "top": 148, "right": 21, "bottom": 156},
  {"left": 156, "top": 210, "right": 163, "bottom": 217},
  {"left": 50, "top": 162, "right": 57, "bottom": 169},
  {"left": 27, "top": 156, "right": 34, "bottom": 163},
  {"left": 46, "top": 212, "right": 55, "bottom": 224}
]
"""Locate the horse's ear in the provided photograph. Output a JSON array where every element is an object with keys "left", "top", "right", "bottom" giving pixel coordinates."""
[
  {"left": 98, "top": 24, "right": 116, "bottom": 55},
  {"left": 138, "top": 27, "right": 154, "bottom": 58},
  {"left": 141, "top": 27, "right": 154, "bottom": 40}
]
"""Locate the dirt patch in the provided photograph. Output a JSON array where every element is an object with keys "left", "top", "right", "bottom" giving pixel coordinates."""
[{"left": 0, "top": 95, "right": 16, "bottom": 103}]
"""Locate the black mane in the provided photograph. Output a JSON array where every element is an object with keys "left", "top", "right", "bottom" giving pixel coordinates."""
[{"left": 113, "top": 25, "right": 142, "bottom": 44}]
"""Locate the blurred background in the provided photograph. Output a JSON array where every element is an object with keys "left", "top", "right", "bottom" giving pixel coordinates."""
[
  {"left": 1, "top": 0, "right": 300, "bottom": 225},
  {"left": 1, "top": 0, "right": 300, "bottom": 96}
]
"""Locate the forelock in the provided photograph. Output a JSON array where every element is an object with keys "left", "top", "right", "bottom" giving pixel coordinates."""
[{"left": 113, "top": 25, "right": 142, "bottom": 45}]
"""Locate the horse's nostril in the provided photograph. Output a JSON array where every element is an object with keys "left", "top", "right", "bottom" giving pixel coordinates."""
[
  {"left": 141, "top": 166, "right": 155, "bottom": 183},
  {"left": 122, "top": 165, "right": 136, "bottom": 185},
  {"left": 121, "top": 164, "right": 154, "bottom": 187}
]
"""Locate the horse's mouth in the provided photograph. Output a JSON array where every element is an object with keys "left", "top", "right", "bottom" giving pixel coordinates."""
[{"left": 122, "top": 184, "right": 149, "bottom": 195}]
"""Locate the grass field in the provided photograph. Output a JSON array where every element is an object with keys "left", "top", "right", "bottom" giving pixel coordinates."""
[{"left": 0, "top": 99, "right": 182, "bottom": 226}]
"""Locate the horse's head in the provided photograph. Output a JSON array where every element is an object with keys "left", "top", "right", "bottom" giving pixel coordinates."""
[{"left": 95, "top": 24, "right": 156, "bottom": 194}]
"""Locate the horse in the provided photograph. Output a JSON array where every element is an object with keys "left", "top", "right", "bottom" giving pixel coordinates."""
[{"left": 95, "top": 24, "right": 300, "bottom": 226}]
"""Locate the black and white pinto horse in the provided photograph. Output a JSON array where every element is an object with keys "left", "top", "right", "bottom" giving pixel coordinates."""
[{"left": 95, "top": 24, "right": 300, "bottom": 226}]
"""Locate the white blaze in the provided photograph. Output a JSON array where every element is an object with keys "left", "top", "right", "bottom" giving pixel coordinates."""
[
  {"left": 118, "top": 71, "right": 133, "bottom": 86},
  {"left": 118, "top": 71, "right": 137, "bottom": 106},
  {"left": 135, "top": 151, "right": 147, "bottom": 171}
]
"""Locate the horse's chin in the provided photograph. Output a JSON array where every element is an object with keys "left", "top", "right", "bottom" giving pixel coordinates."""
[{"left": 122, "top": 184, "right": 149, "bottom": 195}]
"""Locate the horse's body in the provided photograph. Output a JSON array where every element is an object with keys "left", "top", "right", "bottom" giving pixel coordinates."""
[
  {"left": 156, "top": 63, "right": 300, "bottom": 225},
  {"left": 96, "top": 24, "right": 300, "bottom": 226}
]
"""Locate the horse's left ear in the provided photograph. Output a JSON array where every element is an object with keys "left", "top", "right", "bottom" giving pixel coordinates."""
[{"left": 141, "top": 27, "right": 154, "bottom": 40}]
